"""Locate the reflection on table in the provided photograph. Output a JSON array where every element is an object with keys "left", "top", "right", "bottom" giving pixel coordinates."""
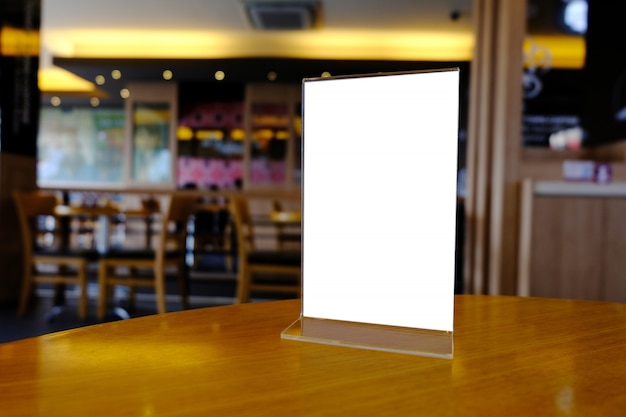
[{"left": 2, "top": 295, "right": 626, "bottom": 416}]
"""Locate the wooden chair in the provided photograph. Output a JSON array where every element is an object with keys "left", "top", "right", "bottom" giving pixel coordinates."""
[
  {"left": 13, "top": 190, "right": 99, "bottom": 320},
  {"left": 188, "top": 201, "right": 235, "bottom": 275},
  {"left": 271, "top": 201, "right": 302, "bottom": 251},
  {"left": 97, "top": 194, "right": 197, "bottom": 319},
  {"left": 230, "top": 196, "right": 301, "bottom": 303}
]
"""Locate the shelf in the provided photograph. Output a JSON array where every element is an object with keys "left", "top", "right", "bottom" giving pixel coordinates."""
[{"left": 533, "top": 181, "right": 626, "bottom": 198}]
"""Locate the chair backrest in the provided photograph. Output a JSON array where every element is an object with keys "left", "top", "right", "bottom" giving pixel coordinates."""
[
  {"left": 230, "top": 196, "right": 303, "bottom": 252},
  {"left": 13, "top": 190, "right": 59, "bottom": 257},
  {"left": 166, "top": 194, "right": 199, "bottom": 224},
  {"left": 155, "top": 193, "right": 199, "bottom": 258},
  {"left": 230, "top": 196, "right": 255, "bottom": 251},
  {"left": 14, "top": 190, "right": 58, "bottom": 218},
  {"left": 269, "top": 209, "right": 302, "bottom": 251}
]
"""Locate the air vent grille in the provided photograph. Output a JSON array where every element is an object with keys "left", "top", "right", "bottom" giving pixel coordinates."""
[{"left": 244, "top": 1, "right": 320, "bottom": 30}]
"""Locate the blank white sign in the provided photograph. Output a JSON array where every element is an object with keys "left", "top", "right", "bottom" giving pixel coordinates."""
[{"left": 302, "top": 69, "right": 459, "bottom": 332}]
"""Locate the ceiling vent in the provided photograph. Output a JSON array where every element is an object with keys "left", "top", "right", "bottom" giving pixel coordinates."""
[{"left": 244, "top": 1, "right": 321, "bottom": 30}]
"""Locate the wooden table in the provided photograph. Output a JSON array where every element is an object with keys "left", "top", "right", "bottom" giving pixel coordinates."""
[
  {"left": 2, "top": 295, "right": 626, "bottom": 416},
  {"left": 54, "top": 204, "right": 157, "bottom": 251}
]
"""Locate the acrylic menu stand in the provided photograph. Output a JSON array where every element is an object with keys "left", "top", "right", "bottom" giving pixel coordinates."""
[{"left": 281, "top": 69, "right": 460, "bottom": 359}]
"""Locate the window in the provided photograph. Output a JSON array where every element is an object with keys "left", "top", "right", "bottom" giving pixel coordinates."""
[{"left": 38, "top": 106, "right": 125, "bottom": 186}]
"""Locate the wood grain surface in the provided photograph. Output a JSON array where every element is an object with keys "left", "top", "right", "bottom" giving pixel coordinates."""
[{"left": 1, "top": 295, "right": 626, "bottom": 416}]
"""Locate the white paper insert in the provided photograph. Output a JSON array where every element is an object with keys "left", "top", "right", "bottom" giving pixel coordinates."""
[{"left": 302, "top": 69, "right": 459, "bottom": 332}]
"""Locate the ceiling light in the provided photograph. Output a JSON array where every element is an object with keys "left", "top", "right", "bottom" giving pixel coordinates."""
[
  {"left": 111, "top": 69, "right": 122, "bottom": 80},
  {"left": 267, "top": 71, "right": 278, "bottom": 81},
  {"left": 196, "top": 130, "right": 224, "bottom": 141},
  {"left": 120, "top": 88, "right": 130, "bottom": 99},
  {"left": 231, "top": 128, "right": 245, "bottom": 141},
  {"left": 50, "top": 96, "right": 61, "bottom": 107},
  {"left": 95, "top": 75, "right": 105, "bottom": 85},
  {"left": 561, "top": 0, "right": 588, "bottom": 35},
  {"left": 243, "top": 1, "right": 321, "bottom": 30},
  {"left": 177, "top": 127, "right": 194, "bottom": 140},
  {"left": 215, "top": 70, "right": 225, "bottom": 81},
  {"left": 163, "top": 70, "right": 173, "bottom": 80},
  {"left": 90, "top": 97, "right": 100, "bottom": 107}
]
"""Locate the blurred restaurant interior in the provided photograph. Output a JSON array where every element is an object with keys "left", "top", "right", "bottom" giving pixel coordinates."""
[{"left": 1, "top": 0, "right": 626, "bottom": 341}]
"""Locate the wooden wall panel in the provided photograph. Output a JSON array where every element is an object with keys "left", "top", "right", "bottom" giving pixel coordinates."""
[
  {"left": 0, "top": 153, "right": 37, "bottom": 306},
  {"left": 520, "top": 181, "right": 626, "bottom": 303},
  {"left": 465, "top": 0, "right": 526, "bottom": 295},
  {"left": 602, "top": 199, "right": 626, "bottom": 302}
]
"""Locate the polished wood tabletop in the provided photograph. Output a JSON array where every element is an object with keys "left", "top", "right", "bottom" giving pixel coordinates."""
[{"left": 2, "top": 295, "right": 626, "bottom": 416}]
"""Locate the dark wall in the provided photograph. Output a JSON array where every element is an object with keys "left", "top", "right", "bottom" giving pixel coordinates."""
[
  {"left": 581, "top": 1, "right": 626, "bottom": 146},
  {"left": 0, "top": 0, "right": 40, "bottom": 157}
]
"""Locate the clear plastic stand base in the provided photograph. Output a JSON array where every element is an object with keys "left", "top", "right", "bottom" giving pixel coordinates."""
[{"left": 281, "top": 317, "right": 453, "bottom": 359}]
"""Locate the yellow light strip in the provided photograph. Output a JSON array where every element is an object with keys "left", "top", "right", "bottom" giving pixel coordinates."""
[
  {"left": 45, "top": 29, "right": 475, "bottom": 61},
  {"left": 38, "top": 29, "right": 585, "bottom": 94},
  {"left": 0, "top": 26, "right": 40, "bottom": 56},
  {"left": 46, "top": 29, "right": 587, "bottom": 66},
  {"left": 38, "top": 67, "right": 97, "bottom": 93},
  {"left": 524, "top": 35, "right": 585, "bottom": 70}
]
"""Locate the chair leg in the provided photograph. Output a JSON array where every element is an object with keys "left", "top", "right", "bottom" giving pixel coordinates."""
[
  {"left": 127, "top": 284, "right": 136, "bottom": 311},
  {"left": 154, "top": 266, "right": 167, "bottom": 314},
  {"left": 236, "top": 264, "right": 250, "bottom": 304},
  {"left": 97, "top": 261, "right": 109, "bottom": 320},
  {"left": 18, "top": 264, "right": 34, "bottom": 317},
  {"left": 77, "top": 261, "right": 88, "bottom": 320},
  {"left": 177, "top": 260, "right": 189, "bottom": 310}
]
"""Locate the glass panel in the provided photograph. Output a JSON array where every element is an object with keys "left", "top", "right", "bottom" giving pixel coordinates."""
[
  {"left": 293, "top": 103, "right": 302, "bottom": 185},
  {"left": 177, "top": 101, "right": 244, "bottom": 189},
  {"left": 523, "top": 0, "right": 588, "bottom": 149},
  {"left": 38, "top": 107, "right": 125, "bottom": 184},
  {"left": 249, "top": 102, "right": 289, "bottom": 185},
  {"left": 131, "top": 102, "right": 172, "bottom": 182}
]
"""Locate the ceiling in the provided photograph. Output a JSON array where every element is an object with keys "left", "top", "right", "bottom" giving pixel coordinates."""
[
  {"left": 39, "top": 0, "right": 475, "bottom": 101},
  {"left": 36, "top": 0, "right": 583, "bottom": 106}
]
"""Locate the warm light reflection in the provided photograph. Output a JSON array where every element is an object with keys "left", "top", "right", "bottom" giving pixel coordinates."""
[
  {"left": 134, "top": 108, "right": 169, "bottom": 124},
  {"left": 38, "top": 67, "right": 97, "bottom": 92},
  {"left": 37, "top": 329, "right": 226, "bottom": 376},
  {"left": 253, "top": 129, "right": 274, "bottom": 141},
  {"left": 275, "top": 130, "right": 289, "bottom": 140},
  {"left": 230, "top": 128, "right": 245, "bottom": 141},
  {"left": 177, "top": 126, "right": 193, "bottom": 140},
  {"left": 196, "top": 129, "right": 224, "bottom": 140},
  {"left": 524, "top": 35, "right": 585, "bottom": 69},
  {"left": 293, "top": 116, "right": 302, "bottom": 137},
  {"left": 0, "top": 26, "right": 39, "bottom": 56}
]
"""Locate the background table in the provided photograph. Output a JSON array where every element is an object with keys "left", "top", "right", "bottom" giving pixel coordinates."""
[{"left": 2, "top": 295, "right": 626, "bottom": 416}]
